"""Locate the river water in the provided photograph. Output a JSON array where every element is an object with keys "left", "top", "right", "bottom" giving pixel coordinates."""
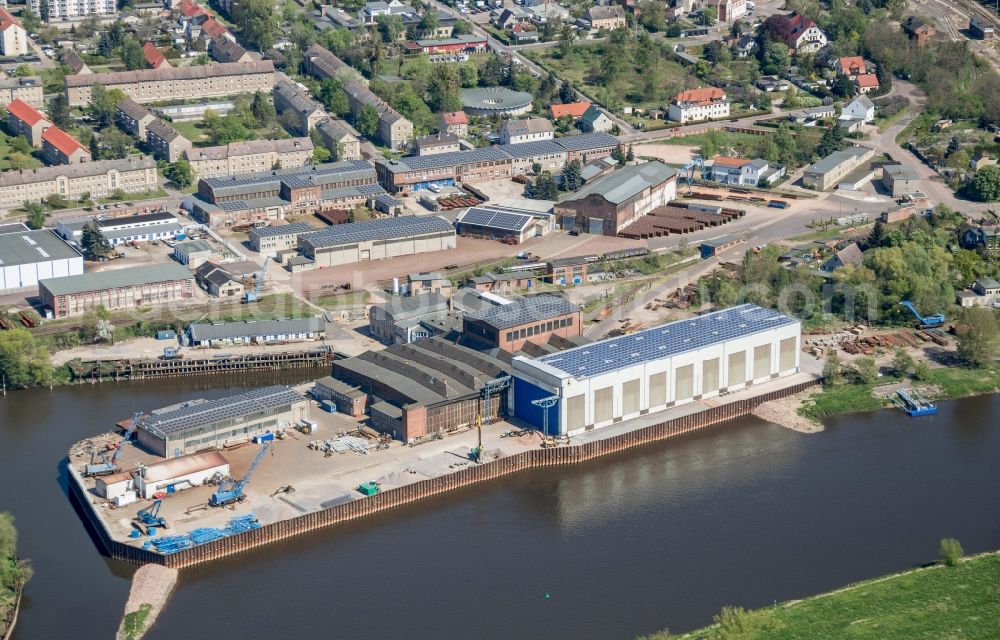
[{"left": 1, "top": 374, "right": 999, "bottom": 640}]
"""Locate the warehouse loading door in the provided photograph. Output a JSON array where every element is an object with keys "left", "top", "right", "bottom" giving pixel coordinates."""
[
  {"left": 361, "top": 249, "right": 371, "bottom": 260},
  {"left": 622, "top": 379, "right": 640, "bottom": 415},
  {"left": 594, "top": 386, "right": 613, "bottom": 423},
  {"left": 779, "top": 337, "right": 797, "bottom": 371},
  {"left": 675, "top": 364, "right": 694, "bottom": 402},
  {"left": 728, "top": 351, "right": 746, "bottom": 387},
  {"left": 648, "top": 371, "right": 667, "bottom": 407},
  {"left": 566, "top": 395, "right": 585, "bottom": 432},
  {"left": 753, "top": 344, "right": 772, "bottom": 380},
  {"left": 702, "top": 358, "right": 720, "bottom": 395},
  {"left": 588, "top": 218, "right": 605, "bottom": 234}
]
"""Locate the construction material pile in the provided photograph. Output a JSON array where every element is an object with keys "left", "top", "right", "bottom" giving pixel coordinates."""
[
  {"left": 308, "top": 435, "right": 375, "bottom": 455},
  {"left": 148, "top": 514, "right": 261, "bottom": 554}
]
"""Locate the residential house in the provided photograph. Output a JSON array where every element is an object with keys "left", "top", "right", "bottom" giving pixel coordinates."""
[
  {"left": 820, "top": 242, "right": 863, "bottom": 273},
  {"left": 581, "top": 105, "right": 614, "bottom": 132},
  {"left": 0, "top": 7, "right": 28, "bottom": 56},
  {"left": 668, "top": 87, "right": 730, "bottom": 123},
  {"left": 184, "top": 138, "right": 314, "bottom": 180},
  {"left": 0, "top": 157, "right": 158, "bottom": 209},
  {"left": 315, "top": 118, "right": 362, "bottom": 161},
  {"left": 116, "top": 98, "right": 156, "bottom": 139},
  {"left": 510, "top": 23, "right": 539, "bottom": 44},
  {"left": 273, "top": 78, "right": 327, "bottom": 135},
  {"left": 209, "top": 37, "right": 252, "bottom": 64},
  {"left": 146, "top": 119, "right": 192, "bottom": 163},
  {"left": 855, "top": 74, "right": 879, "bottom": 94},
  {"left": 142, "top": 42, "right": 171, "bottom": 69},
  {"left": 841, "top": 94, "right": 875, "bottom": 123},
  {"left": 62, "top": 49, "right": 92, "bottom": 75},
  {"left": 784, "top": 13, "right": 827, "bottom": 53},
  {"left": 29, "top": 0, "right": 115, "bottom": 20},
  {"left": 586, "top": 5, "right": 626, "bottom": 30},
  {"left": 494, "top": 6, "right": 531, "bottom": 29},
  {"left": 500, "top": 118, "right": 554, "bottom": 145},
  {"left": 526, "top": 3, "right": 570, "bottom": 24},
  {"left": 413, "top": 132, "right": 460, "bottom": 156},
  {"left": 734, "top": 34, "right": 756, "bottom": 57},
  {"left": 42, "top": 127, "right": 91, "bottom": 165},
  {"left": 970, "top": 152, "right": 997, "bottom": 172},
  {"left": 710, "top": 156, "right": 785, "bottom": 186},
  {"left": 550, "top": 101, "right": 591, "bottom": 121},
  {"left": 880, "top": 164, "right": 921, "bottom": 196},
  {"left": 440, "top": 111, "right": 468, "bottom": 138},
  {"left": 6, "top": 99, "right": 51, "bottom": 147},
  {"left": 0, "top": 77, "right": 43, "bottom": 110},
  {"left": 956, "top": 277, "right": 1000, "bottom": 308},
  {"left": 960, "top": 225, "right": 999, "bottom": 258},
  {"left": 705, "top": 0, "right": 746, "bottom": 22}
]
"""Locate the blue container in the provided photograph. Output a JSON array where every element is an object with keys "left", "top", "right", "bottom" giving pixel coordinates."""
[
  {"left": 156, "top": 330, "right": 177, "bottom": 340},
  {"left": 147, "top": 527, "right": 157, "bottom": 536},
  {"left": 321, "top": 400, "right": 337, "bottom": 413},
  {"left": 130, "top": 529, "right": 141, "bottom": 539},
  {"left": 175, "top": 233, "right": 187, "bottom": 241},
  {"left": 253, "top": 432, "right": 275, "bottom": 444}
]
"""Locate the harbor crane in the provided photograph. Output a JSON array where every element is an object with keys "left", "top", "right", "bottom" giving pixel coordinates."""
[
  {"left": 531, "top": 395, "right": 560, "bottom": 438},
  {"left": 243, "top": 257, "right": 271, "bottom": 304},
  {"left": 134, "top": 499, "right": 168, "bottom": 534},
  {"left": 85, "top": 411, "right": 143, "bottom": 477},
  {"left": 210, "top": 442, "right": 271, "bottom": 507},
  {"left": 900, "top": 301, "right": 945, "bottom": 329},
  {"left": 678, "top": 156, "right": 706, "bottom": 194}
]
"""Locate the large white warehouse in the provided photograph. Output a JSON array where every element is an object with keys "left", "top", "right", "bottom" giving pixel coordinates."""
[
  {"left": 0, "top": 224, "right": 84, "bottom": 294},
  {"left": 511, "top": 304, "right": 801, "bottom": 436}
]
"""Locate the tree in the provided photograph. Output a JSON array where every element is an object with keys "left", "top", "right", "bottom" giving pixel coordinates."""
[
  {"left": 0, "top": 329, "right": 53, "bottom": 389},
  {"left": 10, "top": 136, "right": 30, "bottom": 155},
  {"left": 970, "top": 165, "right": 1000, "bottom": 202},
  {"left": 711, "top": 605, "right": 785, "bottom": 638},
  {"left": 88, "top": 85, "right": 125, "bottom": 129},
  {"left": 24, "top": 202, "right": 47, "bottom": 230},
  {"left": 479, "top": 54, "right": 505, "bottom": 86},
  {"left": 822, "top": 352, "right": 842, "bottom": 386},
  {"left": 8, "top": 152, "right": 34, "bottom": 171},
  {"left": 81, "top": 220, "right": 113, "bottom": 261},
  {"left": 376, "top": 14, "right": 404, "bottom": 43},
  {"left": 94, "top": 126, "right": 132, "bottom": 160},
  {"left": 39, "top": 0, "right": 50, "bottom": 21},
  {"left": 939, "top": 538, "right": 964, "bottom": 567},
  {"left": 760, "top": 15, "right": 792, "bottom": 43},
  {"left": 816, "top": 124, "right": 845, "bottom": 158},
  {"left": 854, "top": 356, "right": 878, "bottom": 385},
  {"left": 427, "top": 64, "right": 461, "bottom": 113},
  {"left": 48, "top": 94, "right": 72, "bottom": 129},
  {"left": 759, "top": 41, "right": 790, "bottom": 75},
  {"left": 700, "top": 6, "right": 717, "bottom": 25},
  {"left": 234, "top": 0, "right": 279, "bottom": 51},
  {"left": 914, "top": 361, "right": 933, "bottom": 382},
  {"left": 164, "top": 159, "right": 194, "bottom": 188},
  {"left": 867, "top": 220, "right": 887, "bottom": 249},
  {"left": 832, "top": 74, "right": 855, "bottom": 98},
  {"left": 561, "top": 159, "right": 583, "bottom": 191},
  {"left": 250, "top": 91, "right": 276, "bottom": 127},
  {"left": 891, "top": 348, "right": 914, "bottom": 377},
  {"left": 312, "top": 145, "right": 331, "bottom": 163},
  {"left": 559, "top": 80, "right": 575, "bottom": 105},
  {"left": 458, "top": 62, "right": 478, "bottom": 88},
  {"left": 612, "top": 144, "right": 626, "bottom": 166},
  {"left": 11, "top": 64, "right": 32, "bottom": 78},
  {"left": 418, "top": 10, "right": 439, "bottom": 37},
  {"left": 120, "top": 39, "right": 146, "bottom": 70},
  {"left": 355, "top": 104, "right": 379, "bottom": 137},
  {"left": 955, "top": 306, "right": 1000, "bottom": 367},
  {"left": 319, "top": 79, "right": 350, "bottom": 118}
]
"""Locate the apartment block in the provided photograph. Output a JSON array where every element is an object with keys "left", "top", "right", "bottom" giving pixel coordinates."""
[
  {"left": 0, "top": 157, "right": 158, "bottom": 209},
  {"left": 184, "top": 138, "right": 314, "bottom": 180},
  {"left": 146, "top": 119, "right": 193, "bottom": 163}
]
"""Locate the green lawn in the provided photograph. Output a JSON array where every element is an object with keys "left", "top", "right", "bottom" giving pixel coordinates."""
[
  {"left": 798, "top": 383, "right": 886, "bottom": 421},
  {"left": 672, "top": 552, "right": 1000, "bottom": 640},
  {"left": 925, "top": 365, "right": 1000, "bottom": 398},
  {"left": 97, "top": 188, "right": 168, "bottom": 204},
  {"left": 171, "top": 120, "right": 214, "bottom": 146},
  {"left": 657, "top": 131, "right": 768, "bottom": 149},
  {"left": 0, "top": 130, "right": 42, "bottom": 171}
]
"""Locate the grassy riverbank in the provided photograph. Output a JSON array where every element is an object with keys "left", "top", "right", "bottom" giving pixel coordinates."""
[
  {"left": 658, "top": 550, "right": 1000, "bottom": 640},
  {"left": 799, "top": 364, "right": 1000, "bottom": 422},
  {"left": 0, "top": 513, "right": 30, "bottom": 639}
]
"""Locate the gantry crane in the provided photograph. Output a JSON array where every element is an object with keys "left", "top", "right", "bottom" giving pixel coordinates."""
[
  {"left": 85, "top": 411, "right": 143, "bottom": 477},
  {"left": 679, "top": 156, "right": 706, "bottom": 194},
  {"left": 210, "top": 442, "right": 271, "bottom": 507},
  {"left": 531, "top": 395, "right": 559, "bottom": 438},
  {"left": 243, "top": 257, "right": 271, "bottom": 304}
]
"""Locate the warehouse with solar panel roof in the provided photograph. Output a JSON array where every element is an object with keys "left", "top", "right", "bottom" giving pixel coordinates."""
[
  {"left": 510, "top": 304, "right": 802, "bottom": 436},
  {"left": 297, "top": 214, "right": 456, "bottom": 267}
]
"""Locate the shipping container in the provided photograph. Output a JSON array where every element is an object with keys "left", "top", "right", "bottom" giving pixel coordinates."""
[
  {"left": 320, "top": 400, "right": 337, "bottom": 413},
  {"left": 358, "top": 482, "right": 379, "bottom": 496},
  {"left": 156, "top": 330, "right": 177, "bottom": 340}
]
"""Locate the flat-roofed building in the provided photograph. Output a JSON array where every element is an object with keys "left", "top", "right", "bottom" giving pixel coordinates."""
[
  {"left": 184, "top": 137, "right": 314, "bottom": 180},
  {"left": 146, "top": 119, "right": 192, "bottom": 163},
  {"left": 65, "top": 61, "right": 276, "bottom": 107},
  {"left": 0, "top": 77, "right": 43, "bottom": 110},
  {"left": 249, "top": 222, "right": 315, "bottom": 255},
  {"left": 299, "top": 215, "right": 456, "bottom": 267},
  {"left": 29, "top": 0, "right": 115, "bottom": 21},
  {"left": 185, "top": 317, "right": 326, "bottom": 347},
  {"left": 0, "top": 157, "right": 158, "bottom": 209},
  {"left": 135, "top": 385, "right": 309, "bottom": 457},
  {"left": 554, "top": 161, "right": 678, "bottom": 235},
  {"left": 881, "top": 163, "right": 921, "bottom": 197},
  {"left": 802, "top": 146, "right": 875, "bottom": 191},
  {"left": 42, "top": 127, "right": 91, "bottom": 165},
  {"left": 57, "top": 211, "right": 182, "bottom": 247},
  {"left": 172, "top": 239, "right": 214, "bottom": 267},
  {"left": 273, "top": 77, "right": 327, "bottom": 135},
  {"left": 407, "top": 272, "right": 451, "bottom": 296},
  {"left": 6, "top": 98, "right": 51, "bottom": 147},
  {"left": 512, "top": 304, "right": 801, "bottom": 435},
  {"left": 312, "top": 376, "right": 368, "bottom": 417},
  {"left": 115, "top": 98, "right": 156, "bottom": 139},
  {"left": 315, "top": 118, "right": 361, "bottom": 161},
  {"left": 463, "top": 294, "right": 580, "bottom": 352},
  {"left": 39, "top": 263, "right": 195, "bottom": 318},
  {"left": 0, "top": 226, "right": 83, "bottom": 293}
]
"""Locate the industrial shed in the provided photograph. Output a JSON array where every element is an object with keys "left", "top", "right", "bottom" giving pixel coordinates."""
[
  {"left": 455, "top": 205, "right": 554, "bottom": 244},
  {"left": 511, "top": 304, "right": 801, "bottom": 435},
  {"left": 298, "top": 215, "right": 456, "bottom": 267},
  {"left": 133, "top": 451, "right": 230, "bottom": 499},
  {"left": 136, "top": 385, "right": 309, "bottom": 457},
  {"left": 0, "top": 225, "right": 83, "bottom": 293},
  {"left": 185, "top": 316, "right": 326, "bottom": 347},
  {"left": 463, "top": 295, "right": 581, "bottom": 352}
]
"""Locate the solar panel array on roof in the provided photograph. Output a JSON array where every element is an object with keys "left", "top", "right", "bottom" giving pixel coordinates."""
[
  {"left": 458, "top": 206, "right": 535, "bottom": 232},
  {"left": 250, "top": 222, "right": 315, "bottom": 238},
  {"left": 535, "top": 304, "right": 798, "bottom": 379},
  {"left": 468, "top": 295, "right": 579, "bottom": 330},
  {"left": 300, "top": 215, "right": 453, "bottom": 249},
  {"left": 141, "top": 385, "right": 304, "bottom": 438}
]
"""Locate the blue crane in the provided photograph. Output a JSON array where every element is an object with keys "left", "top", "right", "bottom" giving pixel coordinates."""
[
  {"left": 135, "top": 499, "right": 168, "bottom": 532},
  {"left": 243, "top": 257, "right": 271, "bottom": 304},
  {"left": 679, "top": 156, "right": 706, "bottom": 194},
  {"left": 85, "top": 411, "right": 144, "bottom": 477},
  {"left": 210, "top": 442, "right": 271, "bottom": 507},
  {"left": 900, "top": 301, "right": 945, "bottom": 328}
]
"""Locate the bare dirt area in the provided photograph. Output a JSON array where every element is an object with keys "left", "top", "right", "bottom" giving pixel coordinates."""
[
  {"left": 634, "top": 142, "right": 701, "bottom": 165},
  {"left": 752, "top": 387, "right": 825, "bottom": 433},
  {"left": 115, "top": 564, "right": 178, "bottom": 640}
]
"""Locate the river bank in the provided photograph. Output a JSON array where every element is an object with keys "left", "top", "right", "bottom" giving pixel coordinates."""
[
  {"left": 670, "top": 550, "right": 1000, "bottom": 640},
  {"left": 116, "top": 565, "right": 177, "bottom": 640}
]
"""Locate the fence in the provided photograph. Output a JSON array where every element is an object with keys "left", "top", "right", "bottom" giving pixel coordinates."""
[{"left": 79, "top": 379, "right": 818, "bottom": 569}]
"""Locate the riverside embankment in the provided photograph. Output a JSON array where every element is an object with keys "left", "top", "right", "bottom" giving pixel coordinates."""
[{"left": 2, "top": 374, "right": 999, "bottom": 639}]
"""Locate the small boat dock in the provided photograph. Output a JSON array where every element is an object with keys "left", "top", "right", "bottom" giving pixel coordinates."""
[{"left": 895, "top": 388, "right": 938, "bottom": 417}]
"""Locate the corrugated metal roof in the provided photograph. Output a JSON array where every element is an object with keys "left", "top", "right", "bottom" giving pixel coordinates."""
[
  {"left": 141, "top": 385, "right": 305, "bottom": 437},
  {"left": 174, "top": 239, "right": 213, "bottom": 255},
  {"left": 140, "top": 451, "right": 229, "bottom": 482},
  {"left": 467, "top": 295, "right": 578, "bottom": 330},
  {"left": 0, "top": 229, "right": 80, "bottom": 268},
  {"left": 300, "top": 215, "right": 453, "bottom": 249},
  {"left": 40, "top": 263, "right": 192, "bottom": 295},
  {"left": 559, "top": 161, "right": 676, "bottom": 205},
  {"left": 249, "top": 223, "right": 315, "bottom": 239},
  {"left": 187, "top": 316, "right": 325, "bottom": 342}
]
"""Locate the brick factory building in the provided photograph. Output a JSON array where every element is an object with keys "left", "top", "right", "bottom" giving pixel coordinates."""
[
  {"left": 65, "top": 61, "right": 276, "bottom": 107},
  {"left": 39, "top": 263, "right": 195, "bottom": 318},
  {"left": 553, "top": 161, "right": 678, "bottom": 235},
  {"left": 463, "top": 295, "right": 581, "bottom": 352}
]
